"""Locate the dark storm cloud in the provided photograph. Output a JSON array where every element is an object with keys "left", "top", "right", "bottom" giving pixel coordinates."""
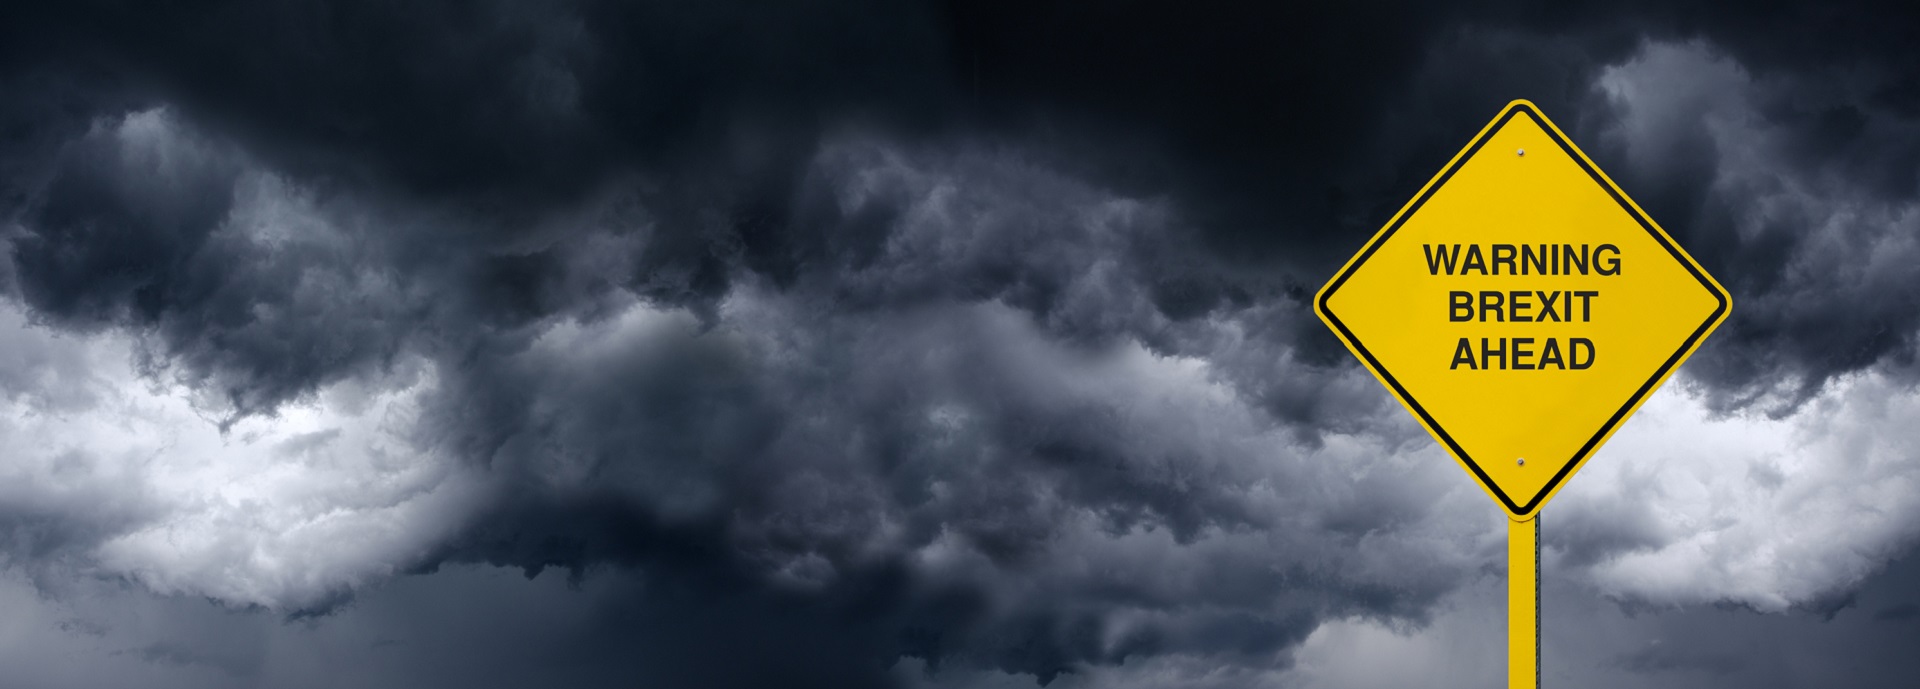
[
  {"left": 3, "top": 1, "right": 1920, "bottom": 687},
  {"left": 401, "top": 146, "right": 1469, "bottom": 679},
  {"left": 1576, "top": 23, "right": 1920, "bottom": 411},
  {"left": 3, "top": 112, "right": 424, "bottom": 420},
  {"left": 7, "top": 1, "right": 1918, "bottom": 404}
]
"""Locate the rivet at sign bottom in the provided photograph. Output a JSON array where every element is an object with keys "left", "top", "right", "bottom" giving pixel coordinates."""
[
  {"left": 1517, "top": 458, "right": 1526, "bottom": 467},
  {"left": 1517, "top": 148, "right": 1526, "bottom": 157}
]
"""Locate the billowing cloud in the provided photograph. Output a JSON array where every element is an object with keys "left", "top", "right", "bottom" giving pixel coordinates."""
[
  {"left": 1593, "top": 41, "right": 1920, "bottom": 412},
  {"left": 0, "top": 295, "right": 482, "bottom": 610},
  {"left": 1, "top": 3, "right": 1919, "bottom": 687}
]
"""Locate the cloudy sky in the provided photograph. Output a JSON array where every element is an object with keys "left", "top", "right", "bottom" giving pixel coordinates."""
[{"left": 2, "top": 1, "right": 1919, "bottom": 687}]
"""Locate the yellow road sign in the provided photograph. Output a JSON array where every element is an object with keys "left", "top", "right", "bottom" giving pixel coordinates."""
[{"left": 1315, "top": 100, "right": 1730, "bottom": 517}]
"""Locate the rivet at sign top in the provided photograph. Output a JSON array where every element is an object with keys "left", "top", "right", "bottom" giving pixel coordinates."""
[
  {"left": 1517, "top": 458, "right": 1526, "bottom": 466},
  {"left": 1517, "top": 148, "right": 1526, "bottom": 157}
]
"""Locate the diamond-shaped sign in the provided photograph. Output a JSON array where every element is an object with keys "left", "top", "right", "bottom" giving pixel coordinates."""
[{"left": 1316, "top": 100, "right": 1730, "bottom": 517}]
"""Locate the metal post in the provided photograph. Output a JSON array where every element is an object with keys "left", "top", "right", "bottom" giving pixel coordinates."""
[{"left": 1509, "top": 514, "right": 1539, "bottom": 689}]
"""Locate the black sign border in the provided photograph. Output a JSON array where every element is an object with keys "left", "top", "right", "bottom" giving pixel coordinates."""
[{"left": 1316, "top": 103, "right": 1730, "bottom": 516}]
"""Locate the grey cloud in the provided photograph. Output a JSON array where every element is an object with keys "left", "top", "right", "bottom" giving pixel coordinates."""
[
  {"left": 12, "top": 110, "right": 241, "bottom": 326},
  {"left": 9, "top": 110, "right": 424, "bottom": 420},
  {"left": 7, "top": 2, "right": 1918, "bottom": 421},
  {"left": 1543, "top": 466, "right": 1671, "bottom": 569},
  {"left": 1588, "top": 41, "right": 1920, "bottom": 412},
  {"left": 0, "top": 448, "right": 163, "bottom": 569},
  {"left": 380, "top": 136, "right": 1498, "bottom": 681}
]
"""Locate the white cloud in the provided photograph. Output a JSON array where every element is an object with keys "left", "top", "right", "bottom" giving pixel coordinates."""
[
  {"left": 1558, "top": 39, "right": 1920, "bottom": 610},
  {"left": 1559, "top": 373, "right": 1920, "bottom": 611},
  {"left": 0, "top": 300, "right": 485, "bottom": 610}
]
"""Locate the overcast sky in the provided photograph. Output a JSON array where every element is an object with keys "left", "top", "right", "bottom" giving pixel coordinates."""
[{"left": 1, "top": 2, "right": 1919, "bottom": 687}]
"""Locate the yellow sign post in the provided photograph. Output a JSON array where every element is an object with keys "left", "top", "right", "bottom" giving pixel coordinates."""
[{"left": 1314, "top": 100, "right": 1730, "bottom": 688}]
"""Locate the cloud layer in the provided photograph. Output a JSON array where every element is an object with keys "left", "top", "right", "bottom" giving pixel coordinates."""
[{"left": 1, "top": 2, "right": 1919, "bottom": 686}]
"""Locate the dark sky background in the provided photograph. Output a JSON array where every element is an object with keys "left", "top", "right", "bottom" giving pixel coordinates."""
[{"left": 1, "top": 1, "right": 1919, "bottom": 687}]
